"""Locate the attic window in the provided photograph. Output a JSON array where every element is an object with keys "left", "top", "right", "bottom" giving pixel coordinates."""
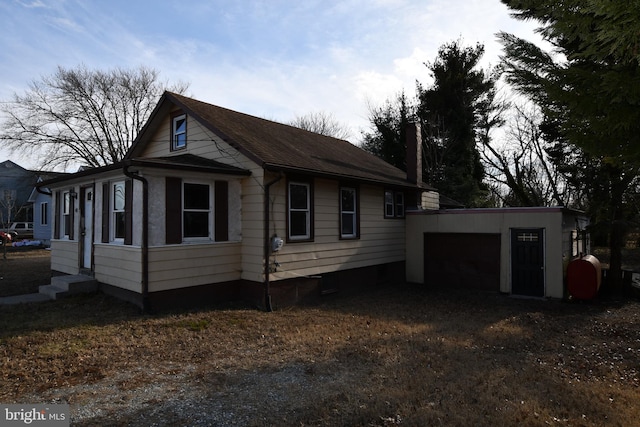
[{"left": 172, "top": 114, "right": 187, "bottom": 150}]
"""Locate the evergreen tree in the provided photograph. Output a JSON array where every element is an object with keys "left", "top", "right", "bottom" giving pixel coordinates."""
[
  {"left": 500, "top": 0, "right": 640, "bottom": 290},
  {"left": 417, "top": 40, "right": 496, "bottom": 207},
  {"left": 361, "top": 92, "right": 413, "bottom": 171},
  {"left": 361, "top": 41, "right": 498, "bottom": 208}
]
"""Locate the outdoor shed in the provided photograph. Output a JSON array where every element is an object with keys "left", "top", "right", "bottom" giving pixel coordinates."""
[{"left": 405, "top": 207, "right": 589, "bottom": 299}]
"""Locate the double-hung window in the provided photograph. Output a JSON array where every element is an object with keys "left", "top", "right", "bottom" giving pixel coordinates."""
[
  {"left": 165, "top": 178, "right": 229, "bottom": 244},
  {"left": 384, "top": 191, "right": 394, "bottom": 217},
  {"left": 40, "top": 202, "right": 48, "bottom": 226},
  {"left": 183, "top": 183, "right": 211, "bottom": 239},
  {"left": 172, "top": 114, "right": 187, "bottom": 150},
  {"left": 54, "top": 190, "right": 74, "bottom": 240},
  {"left": 112, "top": 181, "right": 126, "bottom": 240},
  {"left": 340, "top": 186, "right": 358, "bottom": 239},
  {"left": 395, "top": 192, "right": 405, "bottom": 217},
  {"left": 384, "top": 190, "right": 405, "bottom": 218},
  {"left": 62, "top": 191, "right": 71, "bottom": 237},
  {"left": 102, "top": 180, "right": 132, "bottom": 245},
  {"left": 288, "top": 181, "right": 312, "bottom": 241}
]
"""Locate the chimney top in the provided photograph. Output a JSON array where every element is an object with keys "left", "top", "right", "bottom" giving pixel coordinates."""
[{"left": 405, "top": 121, "right": 422, "bottom": 185}]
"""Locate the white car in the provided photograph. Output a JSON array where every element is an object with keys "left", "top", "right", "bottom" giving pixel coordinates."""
[{"left": 8, "top": 222, "right": 34, "bottom": 239}]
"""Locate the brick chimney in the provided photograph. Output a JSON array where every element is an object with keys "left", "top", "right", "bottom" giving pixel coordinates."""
[{"left": 405, "top": 121, "right": 422, "bottom": 185}]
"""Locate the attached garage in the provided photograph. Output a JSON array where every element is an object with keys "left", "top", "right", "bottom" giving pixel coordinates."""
[
  {"left": 406, "top": 207, "right": 589, "bottom": 299},
  {"left": 424, "top": 233, "right": 500, "bottom": 291}
]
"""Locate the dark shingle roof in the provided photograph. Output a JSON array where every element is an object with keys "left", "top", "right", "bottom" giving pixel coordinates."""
[
  {"left": 142, "top": 92, "right": 430, "bottom": 189},
  {"left": 129, "top": 154, "right": 251, "bottom": 175}
]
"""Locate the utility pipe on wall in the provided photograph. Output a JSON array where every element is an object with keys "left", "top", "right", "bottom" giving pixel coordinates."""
[
  {"left": 123, "top": 161, "right": 150, "bottom": 313},
  {"left": 263, "top": 172, "right": 283, "bottom": 312}
]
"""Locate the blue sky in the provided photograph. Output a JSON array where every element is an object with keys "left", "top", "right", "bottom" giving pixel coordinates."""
[{"left": 0, "top": 0, "right": 541, "bottom": 170}]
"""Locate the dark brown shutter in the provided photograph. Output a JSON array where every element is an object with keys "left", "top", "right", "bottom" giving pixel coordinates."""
[
  {"left": 165, "top": 177, "right": 182, "bottom": 244},
  {"left": 124, "top": 179, "right": 133, "bottom": 245},
  {"left": 68, "top": 190, "right": 75, "bottom": 240},
  {"left": 214, "top": 181, "right": 229, "bottom": 242},
  {"left": 102, "top": 183, "right": 110, "bottom": 243},
  {"left": 53, "top": 191, "right": 61, "bottom": 239}
]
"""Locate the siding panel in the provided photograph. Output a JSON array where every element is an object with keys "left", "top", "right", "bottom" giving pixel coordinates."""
[
  {"left": 94, "top": 244, "right": 142, "bottom": 292},
  {"left": 50, "top": 240, "right": 78, "bottom": 274},
  {"left": 148, "top": 243, "right": 243, "bottom": 292},
  {"left": 266, "top": 181, "right": 406, "bottom": 283}
]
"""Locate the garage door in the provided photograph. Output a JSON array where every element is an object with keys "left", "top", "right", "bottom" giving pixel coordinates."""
[{"left": 424, "top": 233, "right": 501, "bottom": 291}]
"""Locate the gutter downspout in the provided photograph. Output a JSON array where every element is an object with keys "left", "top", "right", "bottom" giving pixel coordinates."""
[
  {"left": 264, "top": 172, "right": 284, "bottom": 312},
  {"left": 123, "top": 161, "right": 150, "bottom": 313}
]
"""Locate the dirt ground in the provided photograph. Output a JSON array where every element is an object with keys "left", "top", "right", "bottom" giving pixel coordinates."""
[{"left": 0, "top": 249, "right": 639, "bottom": 426}]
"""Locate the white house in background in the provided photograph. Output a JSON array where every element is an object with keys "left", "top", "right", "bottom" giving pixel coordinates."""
[{"left": 38, "top": 92, "right": 437, "bottom": 311}]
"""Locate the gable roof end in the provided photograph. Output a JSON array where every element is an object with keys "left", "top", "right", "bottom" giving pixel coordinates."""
[{"left": 129, "top": 92, "right": 434, "bottom": 190}]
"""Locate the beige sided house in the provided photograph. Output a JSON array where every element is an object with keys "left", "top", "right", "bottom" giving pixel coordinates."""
[{"left": 39, "top": 92, "right": 437, "bottom": 311}]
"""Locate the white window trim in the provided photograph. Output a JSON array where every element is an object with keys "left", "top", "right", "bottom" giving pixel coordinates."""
[
  {"left": 385, "top": 190, "right": 405, "bottom": 218},
  {"left": 62, "top": 191, "right": 70, "bottom": 238},
  {"left": 288, "top": 181, "right": 311, "bottom": 241},
  {"left": 111, "top": 181, "right": 126, "bottom": 242},
  {"left": 40, "top": 202, "right": 48, "bottom": 226},
  {"left": 395, "top": 192, "right": 405, "bottom": 217},
  {"left": 182, "top": 181, "right": 213, "bottom": 242},
  {"left": 384, "top": 190, "right": 394, "bottom": 218},
  {"left": 340, "top": 186, "right": 357, "bottom": 238},
  {"left": 172, "top": 114, "right": 187, "bottom": 150}
]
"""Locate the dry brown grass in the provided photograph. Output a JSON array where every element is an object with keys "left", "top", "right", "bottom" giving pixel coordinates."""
[
  {"left": 1, "top": 280, "right": 639, "bottom": 426},
  {"left": 0, "top": 247, "right": 51, "bottom": 297}
]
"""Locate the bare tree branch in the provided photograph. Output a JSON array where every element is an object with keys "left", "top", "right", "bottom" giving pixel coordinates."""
[
  {"left": 289, "top": 111, "right": 352, "bottom": 140},
  {"left": 0, "top": 65, "right": 188, "bottom": 169},
  {"left": 480, "top": 99, "right": 579, "bottom": 207}
]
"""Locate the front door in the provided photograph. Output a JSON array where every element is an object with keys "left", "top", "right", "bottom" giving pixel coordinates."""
[
  {"left": 82, "top": 187, "right": 94, "bottom": 270},
  {"left": 511, "top": 228, "right": 544, "bottom": 297}
]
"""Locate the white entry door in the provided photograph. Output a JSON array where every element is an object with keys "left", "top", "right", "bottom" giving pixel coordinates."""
[{"left": 82, "top": 188, "right": 93, "bottom": 269}]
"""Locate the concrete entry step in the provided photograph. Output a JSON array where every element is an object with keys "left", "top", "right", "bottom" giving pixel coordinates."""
[{"left": 39, "top": 274, "right": 98, "bottom": 300}]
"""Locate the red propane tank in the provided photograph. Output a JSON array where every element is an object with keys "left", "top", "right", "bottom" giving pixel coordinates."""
[{"left": 567, "top": 254, "right": 602, "bottom": 300}]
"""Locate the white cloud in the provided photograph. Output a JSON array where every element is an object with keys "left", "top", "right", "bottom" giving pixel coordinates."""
[
  {"left": 393, "top": 47, "right": 432, "bottom": 86},
  {"left": 353, "top": 70, "right": 405, "bottom": 106},
  {"left": 16, "top": 0, "right": 48, "bottom": 8},
  {"left": 0, "top": 0, "right": 546, "bottom": 169}
]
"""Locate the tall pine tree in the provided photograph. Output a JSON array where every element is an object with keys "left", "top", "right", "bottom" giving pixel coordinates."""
[
  {"left": 361, "top": 92, "right": 413, "bottom": 171},
  {"left": 417, "top": 40, "right": 496, "bottom": 207},
  {"left": 500, "top": 0, "right": 640, "bottom": 290},
  {"left": 361, "top": 40, "right": 497, "bottom": 207}
]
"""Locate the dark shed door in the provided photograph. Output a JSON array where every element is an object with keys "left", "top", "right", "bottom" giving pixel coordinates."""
[
  {"left": 511, "top": 228, "right": 545, "bottom": 297},
  {"left": 424, "top": 233, "right": 501, "bottom": 291}
]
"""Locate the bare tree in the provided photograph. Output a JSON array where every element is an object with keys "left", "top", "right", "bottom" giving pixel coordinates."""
[
  {"left": 0, "top": 189, "right": 17, "bottom": 226},
  {"left": 480, "top": 102, "right": 576, "bottom": 207},
  {"left": 289, "top": 111, "right": 352, "bottom": 140},
  {"left": 0, "top": 65, "right": 189, "bottom": 169}
]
